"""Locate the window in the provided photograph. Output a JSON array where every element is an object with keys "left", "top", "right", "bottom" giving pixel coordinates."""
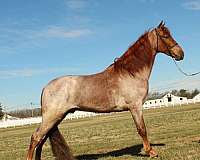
[{"left": 168, "top": 96, "right": 172, "bottom": 102}]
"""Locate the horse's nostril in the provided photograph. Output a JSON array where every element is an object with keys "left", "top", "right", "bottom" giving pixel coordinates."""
[
  {"left": 181, "top": 53, "right": 184, "bottom": 60},
  {"left": 180, "top": 52, "right": 184, "bottom": 60}
]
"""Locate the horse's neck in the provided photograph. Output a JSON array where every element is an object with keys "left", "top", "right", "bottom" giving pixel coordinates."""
[
  {"left": 116, "top": 34, "right": 156, "bottom": 80},
  {"left": 132, "top": 51, "right": 156, "bottom": 81},
  {"left": 135, "top": 56, "right": 155, "bottom": 80}
]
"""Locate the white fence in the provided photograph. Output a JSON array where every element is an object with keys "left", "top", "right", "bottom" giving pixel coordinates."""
[
  {"left": 0, "top": 117, "right": 42, "bottom": 128},
  {"left": 1, "top": 95, "right": 199, "bottom": 128},
  {"left": 0, "top": 111, "right": 100, "bottom": 128}
]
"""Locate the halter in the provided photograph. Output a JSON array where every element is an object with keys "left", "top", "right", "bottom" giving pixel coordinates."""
[
  {"left": 155, "top": 28, "right": 200, "bottom": 77},
  {"left": 155, "top": 28, "right": 178, "bottom": 58}
]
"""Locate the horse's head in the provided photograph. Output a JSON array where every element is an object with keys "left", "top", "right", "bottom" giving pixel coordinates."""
[{"left": 154, "top": 21, "right": 184, "bottom": 61}]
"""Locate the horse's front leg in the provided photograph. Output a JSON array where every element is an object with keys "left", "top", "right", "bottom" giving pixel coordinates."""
[{"left": 129, "top": 106, "right": 158, "bottom": 157}]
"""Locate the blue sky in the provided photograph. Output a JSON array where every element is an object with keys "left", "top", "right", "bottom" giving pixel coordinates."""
[{"left": 0, "top": 0, "right": 200, "bottom": 110}]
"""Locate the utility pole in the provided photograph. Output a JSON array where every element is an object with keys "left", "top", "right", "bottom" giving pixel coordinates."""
[
  {"left": 0, "top": 102, "right": 4, "bottom": 120},
  {"left": 30, "top": 102, "right": 33, "bottom": 117}
]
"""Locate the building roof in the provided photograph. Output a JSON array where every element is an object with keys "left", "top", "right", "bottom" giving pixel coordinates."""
[{"left": 193, "top": 93, "right": 200, "bottom": 99}]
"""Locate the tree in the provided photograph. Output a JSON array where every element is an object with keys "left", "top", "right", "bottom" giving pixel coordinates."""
[
  {"left": 191, "top": 89, "right": 200, "bottom": 98},
  {"left": 9, "top": 108, "right": 41, "bottom": 118},
  {"left": 0, "top": 103, "right": 4, "bottom": 120},
  {"left": 172, "top": 89, "right": 200, "bottom": 99},
  {"left": 178, "top": 89, "right": 188, "bottom": 97},
  {"left": 171, "top": 89, "right": 178, "bottom": 96}
]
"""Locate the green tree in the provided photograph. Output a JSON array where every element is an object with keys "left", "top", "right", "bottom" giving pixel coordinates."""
[
  {"left": 0, "top": 103, "right": 4, "bottom": 120},
  {"left": 178, "top": 89, "right": 188, "bottom": 97},
  {"left": 171, "top": 89, "right": 178, "bottom": 96},
  {"left": 191, "top": 89, "right": 200, "bottom": 98}
]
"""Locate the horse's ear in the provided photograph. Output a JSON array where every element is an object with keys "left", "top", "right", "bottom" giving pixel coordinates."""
[{"left": 158, "top": 20, "right": 165, "bottom": 28}]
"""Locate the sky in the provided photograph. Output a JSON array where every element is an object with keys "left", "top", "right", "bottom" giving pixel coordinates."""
[{"left": 0, "top": 0, "right": 200, "bottom": 110}]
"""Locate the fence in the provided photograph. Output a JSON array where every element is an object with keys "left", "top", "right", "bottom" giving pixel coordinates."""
[
  {"left": 1, "top": 99, "right": 199, "bottom": 128},
  {"left": 0, "top": 111, "right": 100, "bottom": 128}
]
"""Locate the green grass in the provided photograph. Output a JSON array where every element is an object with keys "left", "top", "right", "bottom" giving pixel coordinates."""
[{"left": 0, "top": 104, "right": 200, "bottom": 160}]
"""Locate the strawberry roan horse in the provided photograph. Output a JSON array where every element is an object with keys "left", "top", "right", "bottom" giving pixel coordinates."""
[{"left": 27, "top": 21, "right": 184, "bottom": 159}]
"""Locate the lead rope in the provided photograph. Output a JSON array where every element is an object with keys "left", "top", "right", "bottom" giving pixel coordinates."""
[{"left": 172, "top": 58, "right": 200, "bottom": 76}]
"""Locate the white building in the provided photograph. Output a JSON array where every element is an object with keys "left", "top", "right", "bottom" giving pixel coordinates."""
[
  {"left": 162, "top": 93, "right": 188, "bottom": 106},
  {"left": 143, "top": 98, "right": 164, "bottom": 109},
  {"left": 193, "top": 93, "right": 200, "bottom": 103},
  {"left": 143, "top": 93, "right": 188, "bottom": 109}
]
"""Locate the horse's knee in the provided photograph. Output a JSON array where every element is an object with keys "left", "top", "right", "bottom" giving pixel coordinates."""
[
  {"left": 30, "top": 130, "right": 45, "bottom": 148},
  {"left": 137, "top": 127, "right": 147, "bottom": 137},
  {"left": 32, "top": 132, "right": 40, "bottom": 142}
]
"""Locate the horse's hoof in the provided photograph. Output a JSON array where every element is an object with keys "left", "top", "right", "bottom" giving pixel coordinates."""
[{"left": 149, "top": 148, "right": 158, "bottom": 158}]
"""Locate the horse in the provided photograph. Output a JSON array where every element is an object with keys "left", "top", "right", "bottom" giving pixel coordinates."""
[{"left": 26, "top": 21, "right": 184, "bottom": 160}]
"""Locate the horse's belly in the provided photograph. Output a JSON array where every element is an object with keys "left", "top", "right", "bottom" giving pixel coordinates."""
[
  {"left": 77, "top": 93, "right": 130, "bottom": 113},
  {"left": 77, "top": 104, "right": 128, "bottom": 113}
]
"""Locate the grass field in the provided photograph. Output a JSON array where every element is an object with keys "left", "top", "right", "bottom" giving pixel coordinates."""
[{"left": 0, "top": 104, "right": 200, "bottom": 160}]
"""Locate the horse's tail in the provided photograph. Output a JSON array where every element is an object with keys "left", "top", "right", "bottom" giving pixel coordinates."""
[{"left": 49, "top": 127, "right": 75, "bottom": 160}]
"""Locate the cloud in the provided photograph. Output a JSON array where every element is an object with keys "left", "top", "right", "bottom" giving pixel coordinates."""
[
  {"left": 183, "top": 0, "right": 200, "bottom": 10},
  {"left": 45, "top": 26, "right": 92, "bottom": 38},
  {"left": 66, "top": 0, "right": 87, "bottom": 10},
  {"left": 0, "top": 26, "right": 92, "bottom": 55},
  {"left": 0, "top": 67, "right": 79, "bottom": 79},
  {"left": 0, "top": 26, "right": 92, "bottom": 41}
]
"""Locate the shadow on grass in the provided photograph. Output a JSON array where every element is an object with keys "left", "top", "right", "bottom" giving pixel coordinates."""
[
  {"left": 76, "top": 143, "right": 165, "bottom": 160},
  {"left": 192, "top": 139, "right": 200, "bottom": 144}
]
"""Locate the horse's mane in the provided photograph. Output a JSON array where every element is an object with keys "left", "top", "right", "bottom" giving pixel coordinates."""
[{"left": 108, "top": 30, "right": 154, "bottom": 76}]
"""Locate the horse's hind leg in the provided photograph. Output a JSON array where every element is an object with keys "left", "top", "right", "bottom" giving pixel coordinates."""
[
  {"left": 27, "top": 124, "right": 52, "bottom": 160},
  {"left": 27, "top": 127, "right": 42, "bottom": 160},
  {"left": 49, "top": 126, "right": 75, "bottom": 160},
  {"left": 35, "top": 126, "right": 75, "bottom": 160},
  {"left": 26, "top": 113, "right": 65, "bottom": 160}
]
